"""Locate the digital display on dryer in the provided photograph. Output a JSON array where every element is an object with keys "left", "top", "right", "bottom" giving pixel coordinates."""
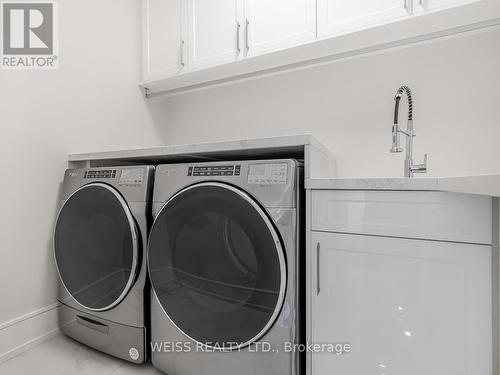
[
  {"left": 188, "top": 165, "right": 241, "bottom": 177},
  {"left": 248, "top": 163, "right": 287, "bottom": 184},
  {"left": 119, "top": 168, "right": 144, "bottom": 186}
]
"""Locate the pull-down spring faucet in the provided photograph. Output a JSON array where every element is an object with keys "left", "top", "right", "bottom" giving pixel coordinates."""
[{"left": 391, "top": 85, "right": 427, "bottom": 177}]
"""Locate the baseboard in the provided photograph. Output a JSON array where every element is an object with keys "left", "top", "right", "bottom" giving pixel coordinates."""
[{"left": 0, "top": 303, "right": 60, "bottom": 364}]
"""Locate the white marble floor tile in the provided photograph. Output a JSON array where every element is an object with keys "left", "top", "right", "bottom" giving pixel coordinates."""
[
  {"left": 109, "top": 362, "right": 164, "bottom": 375},
  {"left": 0, "top": 335, "right": 162, "bottom": 375}
]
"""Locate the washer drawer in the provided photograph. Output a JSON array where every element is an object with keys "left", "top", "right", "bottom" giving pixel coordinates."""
[
  {"left": 59, "top": 303, "right": 146, "bottom": 363},
  {"left": 311, "top": 190, "right": 492, "bottom": 244}
]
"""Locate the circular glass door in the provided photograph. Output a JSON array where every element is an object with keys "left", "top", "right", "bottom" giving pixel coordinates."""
[
  {"left": 148, "top": 182, "right": 286, "bottom": 350},
  {"left": 54, "top": 183, "right": 139, "bottom": 311}
]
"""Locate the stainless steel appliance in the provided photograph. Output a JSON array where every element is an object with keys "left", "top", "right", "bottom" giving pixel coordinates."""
[
  {"left": 148, "top": 159, "right": 303, "bottom": 374},
  {"left": 54, "top": 166, "right": 154, "bottom": 363}
]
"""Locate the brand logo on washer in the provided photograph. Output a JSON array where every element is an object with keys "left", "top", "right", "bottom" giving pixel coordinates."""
[{"left": 129, "top": 347, "right": 139, "bottom": 361}]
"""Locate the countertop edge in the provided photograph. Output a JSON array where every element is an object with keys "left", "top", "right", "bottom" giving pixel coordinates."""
[
  {"left": 68, "top": 134, "right": 320, "bottom": 161},
  {"left": 306, "top": 175, "right": 500, "bottom": 197}
]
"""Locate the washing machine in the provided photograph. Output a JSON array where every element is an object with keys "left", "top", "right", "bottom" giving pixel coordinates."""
[
  {"left": 148, "top": 159, "right": 303, "bottom": 375},
  {"left": 54, "top": 166, "right": 154, "bottom": 363}
]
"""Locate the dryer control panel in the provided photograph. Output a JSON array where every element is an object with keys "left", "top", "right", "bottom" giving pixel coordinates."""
[
  {"left": 63, "top": 166, "right": 153, "bottom": 203},
  {"left": 248, "top": 163, "right": 287, "bottom": 184},
  {"left": 188, "top": 165, "right": 241, "bottom": 177},
  {"left": 119, "top": 168, "right": 145, "bottom": 186}
]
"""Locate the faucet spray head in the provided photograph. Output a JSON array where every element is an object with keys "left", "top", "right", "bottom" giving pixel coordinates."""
[
  {"left": 391, "top": 124, "right": 403, "bottom": 153},
  {"left": 390, "top": 89, "right": 409, "bottom": 153}
]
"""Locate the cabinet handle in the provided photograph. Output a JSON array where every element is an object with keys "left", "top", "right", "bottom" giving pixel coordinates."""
[
  {"left": 316, "top": 242, "right": 321, "bottom": 295},
  {"left": 245, "top": 18, "right": 250, "bottom": 52},
  {"left": 404, "top": 0, "right": 413, "bottom": 13},
  {"left": 236, "top": 22, "right": 241, "bottom": 53},
  {"left": 180, "top": 40, "right": 185, "bottom": 67}
]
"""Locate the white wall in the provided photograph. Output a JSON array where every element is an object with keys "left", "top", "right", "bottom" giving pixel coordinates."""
[
  {"left": 159, "top": 27, "right": 500, "bottom": 178},
  {"left": 0, "top": 0, "right": 499, "bottom": 354},
  {"left": 0, "top": 0, "right": 167, "bottom": 332}
]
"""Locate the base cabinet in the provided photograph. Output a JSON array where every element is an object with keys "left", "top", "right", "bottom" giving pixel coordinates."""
[
  {"left": 308, "top": 190, "right": 494, "bottom": 375},
  {"left": 310, "top": 231, "right": 492, "bottom": 375},
  {"left": 310, "top": 232, "right": 492, "bottom": 375}
]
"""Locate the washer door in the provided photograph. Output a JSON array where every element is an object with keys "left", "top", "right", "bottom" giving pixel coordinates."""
[
  {"left": 148, "top": 182, "right": 287, "bottom": 350},
  {"left": 54, "top": 183, "right": 139, "bottom": 311}
]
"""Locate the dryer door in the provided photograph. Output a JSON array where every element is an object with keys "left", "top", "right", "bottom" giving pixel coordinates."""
[
  {"left": 148, "top": 182, "right": 287, "bottom": 350},
  {"left": 54, "top": 183, "right": 139, "bottom": 311}
]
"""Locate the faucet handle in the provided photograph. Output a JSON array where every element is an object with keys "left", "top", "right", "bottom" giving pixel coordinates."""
[{"left": 411, "top": 154, "right": 428, "bottom": 174}]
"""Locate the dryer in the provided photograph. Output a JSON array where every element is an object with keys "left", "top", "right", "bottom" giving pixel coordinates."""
[
  {"left": 148, "top": 159, "right": 303, "bottom": 375},
  {"left": 54, "top": 166, "right": 154, "bottom": 363}
]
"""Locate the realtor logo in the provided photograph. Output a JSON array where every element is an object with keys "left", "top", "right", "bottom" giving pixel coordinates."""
[{"left": 1, "top": 1, "right": 58, "bottom": 69}]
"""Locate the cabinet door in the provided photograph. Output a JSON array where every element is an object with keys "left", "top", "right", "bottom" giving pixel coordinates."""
[
  {"left": 244, "top": 0, "right": 316, "bottom": 57},
  {"left": 187, "top": 0, "right": 243, "bottom": 69},
  {"left": 317, "top": 0, "right": 411, "bottom": 38},
  {"left": 310, "top": 231, "right": 492, "bottom": 375},
  {"left": 144, "top": 0, "right": 187, "bottom": 80},
  {"left": 414, "top": 0, "right": 478, "bottom": 13}
]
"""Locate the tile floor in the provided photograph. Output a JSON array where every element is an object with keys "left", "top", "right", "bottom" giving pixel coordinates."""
[{"left": 0, "top": 335, "right": 163, "bottom": 375}]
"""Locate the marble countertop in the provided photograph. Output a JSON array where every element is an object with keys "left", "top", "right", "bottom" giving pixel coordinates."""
[
  {"left": 306, "top": 175, "right": 500, "bottom": 197},
  {"left": 67, "top": 134, "right": 337, "bottom": 181},
  {"left": 68, "top": 134, "right": 331, "bottom": 162},
  {"left": 68, "top": 134, "right": 500, "bottom": 197}
]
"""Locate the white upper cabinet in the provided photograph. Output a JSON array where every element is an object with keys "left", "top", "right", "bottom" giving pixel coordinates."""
[
  {"left": 187, "top": 0, "right": 244, "bottom": 69},
  {"left": 143, "top": 0, "right": 187, "bottom": 81},
  {"left": 142, "top": 0, "right": 499, "bottom": 95},
  {"left": 317, "top": 0, "right": 411, "bottom": 37},
  {"left": 244, "top": 0, "right": 316, "bottom": 57}
]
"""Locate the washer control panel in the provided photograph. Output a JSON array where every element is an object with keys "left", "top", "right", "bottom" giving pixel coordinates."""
[
  {"left": 84, "top": 169, "right": 116, "bottom": 179},
  {"left": 188, "top": 165, "right": 241, "bottom": 177},
  {"left": 119, "top": 168, "right": 144, "bottom": 186},
  {"left": 248, "top": 163, "right": 287, "bottom": 184}
]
